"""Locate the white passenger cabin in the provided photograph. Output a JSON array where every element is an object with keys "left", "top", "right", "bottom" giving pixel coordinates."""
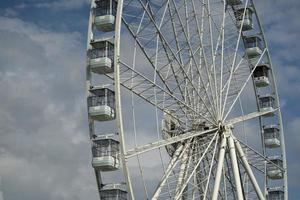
[
  {"left": 89, "top": 38, "right": 114, "bottom": 74},
  {"left": 226, "top": 0, "right": 242, "bottom": 6},
  {"left": 100, "top": 183, "right": 127, "bottom": 200},
  {"left": 235, "top": 7, "right": 254, "bottom": 31},
  {"left": 244, "top": 36, "right": 263, "bottom": 58},
  {"left": 88, "top": 86, "right": 115, "bottom": 121},
  {"left": 268, "top": 187, "right": 284, "bottom": 200},
  {"left": 267, "top": 157, "right": 283, "bottom": 180},
  {"left": 254, "top": 64, "right": 270, "bottom": 87},
  {"left": 264, "top": 125, "right": 280, "bottom": 148},
  {"left": 258, "top": 94, "right": 276, "bottom": 117},
  {"left": 94, "top": 0, "right": 117, "bottom": 32},
  {"left": 92, "top": 134, "right": 120, "bottom": 171}
]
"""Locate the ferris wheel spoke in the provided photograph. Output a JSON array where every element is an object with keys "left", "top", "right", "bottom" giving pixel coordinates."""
[
  {"left": 166, "top": 3, "right": 185, "bottom": 67},
  {"left": 186, "top": 1, "right": 216, "bottom": 113},
  {"left": 220, "top": 56, "right": 246, "bottom": 94},
  {"left": 165, "top": 1, "right": 219, "bottom": 119},
  {"left": 221, "top": 0, "right": 250, "bottom": 119},
  {"left": 165, "top": 2, "right": 200, "bottom": 111},
  {"left": 236, "top": 138, "right": 285, "bottom": 173},
  {"left": 175, "top": 132, "right": 219, "bottom": 199},
  {"left": 151, "top": 5, "right": 182, "bottom": 198},
  {"left": 234, "top": 139, "right": 265, "bottom": 200},
  {"left": 116, "top": 61, "right": 216, "bottom": 124},
  {"left": 190, "top": 143, "right": 206, "bottom": 198},
  {"left": 192, "top": 0, "right": 220, "bottom": 119},
  {"left": 209, "top": 2, "right": 228, "bottom": 120},
  {"left": 204, "top": 0, "right": 220, "bottom": 118},
  {"left": 223, "top": 48, "right": 267, "bottom": 121},
  {"left": 123, "top": 11, "right": 217, "bottom": 122},
  {"left": 125, "top": 129, "right": 218, "bottom": 159},
  {"left": 169, "top": 0, "right": 220, "bottom": 118},
  {"left": 200, "top": 0, "right": 238, "bottom": 120},
  {"left": 151, "top": 0, "right": 217, "bottom": 118},
  {"left": 174, "top": 148, "right": 191, "bottom": 200},
  {"left": 121, "top": 19, "right": 173, "bottom": 94},
  {"left": 197, "top": 133, "right": 219, "bottom": 200},
  {"left": 117, "top": 61, "right": 191, "bottom": 114},
  {"left": 191, "top": 0, "right": 207, "bottom": 115},
  {"left": 225, "top": 108, "right": 278, "bottom": 127},
  {"left": 157, "top": 45, "right": 195, "bottom": 113},
  {"left": 122, "top": 3, "right": 185, "bottom": 102},
  {"left": 152, "top": 134, "right": 218, "bottom": 199},
  {"left": 219, "top": 0, "right": 227, "bottom": 119},
  {"left": 152, "top": 144, "right": 188, "bottom": 199}
]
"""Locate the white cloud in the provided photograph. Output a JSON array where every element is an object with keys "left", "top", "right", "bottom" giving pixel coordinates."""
[
  {"left": 0, "top": 16, "right": 97, "bottom": 200},
  {"left": 3, "top": 8, "right": 18, "bottom": 17}
]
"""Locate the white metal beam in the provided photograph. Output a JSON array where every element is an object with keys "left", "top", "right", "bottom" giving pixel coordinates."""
[
  {"left": 175, "top": 149, "right": 190, "bottom": 200},
  {"left": 175, "top": 132, "right": 219, "bottom": 199},
  {"left": 225, "top": 109, "right": 278, "bottom": 126},
  {"left": 211, "top": 136, "right": 227, "bottom": 200},
  {"left": 228, "top": 136, "right": 244, "bottom": 200},
  {"left": 125, "top": 128, "right": 218, "bottom": 159},
  {"left": 235, "top": 139, "right": 265, "bottom": 200},
  {"left": 114, "top": 0, "right": 135, "bottom": 199},
  {"left": 152, "top": 144, "right": 185, "bottom": 199},
  {"left": 223, "top": 48, "right": 267, "bottom": 121}
]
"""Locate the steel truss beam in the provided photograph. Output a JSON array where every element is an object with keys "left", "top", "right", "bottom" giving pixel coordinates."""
[{"left": 125, "top": 129, "right": 218, "bottom": 159}]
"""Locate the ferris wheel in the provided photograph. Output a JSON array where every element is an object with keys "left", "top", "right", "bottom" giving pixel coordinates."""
[{"left": 85, "top": 0, "right": 288, "bottom": 199}]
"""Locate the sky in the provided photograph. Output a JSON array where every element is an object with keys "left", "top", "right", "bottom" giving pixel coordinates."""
[{"left": 0, "top": 0, "right": 299, "bottom": 199}]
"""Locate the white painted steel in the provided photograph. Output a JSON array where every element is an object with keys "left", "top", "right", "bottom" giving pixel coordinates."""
[
  {"left": 113, "top": 0, "right": 135, "bottom": 198},
  {"left": 235, "top": 139, "right": 265, "bottom": 200},
  {"left": 211, "top": 136, "right": 227, "bottom": 200},
  {"left": 228, "top": 136, "right": 244, "bottom": 200}
]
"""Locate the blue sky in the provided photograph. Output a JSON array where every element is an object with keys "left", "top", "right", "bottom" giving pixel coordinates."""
[{"left": 0, "top": 0, "right": 299, "bottom": 199}]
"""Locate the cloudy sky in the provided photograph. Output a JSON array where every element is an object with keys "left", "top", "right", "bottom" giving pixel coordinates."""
[{"left": 0, "top": 0, "right": 299, "bottom": 199}]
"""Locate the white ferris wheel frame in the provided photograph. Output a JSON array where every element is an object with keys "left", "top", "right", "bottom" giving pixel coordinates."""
[{"left": 86, "top": 0, "right": 288, "bottom": 199}]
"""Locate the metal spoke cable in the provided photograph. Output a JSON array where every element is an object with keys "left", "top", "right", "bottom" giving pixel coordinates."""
[
  {"left": 204, "top": 134, "right": 223, "bottom": 200},
  {"left": 221, "top": 0, "right": 250, "bottom": 119},
  {"left": 141, "top": 0, "right": 218, "bottom": 121},
  {"left": 153, "top": 3, "right": 173, "bottom": 198},
  {"left": 224, "top": 48, "right": 267, "bottom": 121},
  {"left": 169, "top": 0, "right": 219, "bottom": 119}
]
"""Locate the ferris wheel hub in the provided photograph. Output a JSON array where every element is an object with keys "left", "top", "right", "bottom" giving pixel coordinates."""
[{"left": 218, "top": 122, "right": 234, "bottom": 137}]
